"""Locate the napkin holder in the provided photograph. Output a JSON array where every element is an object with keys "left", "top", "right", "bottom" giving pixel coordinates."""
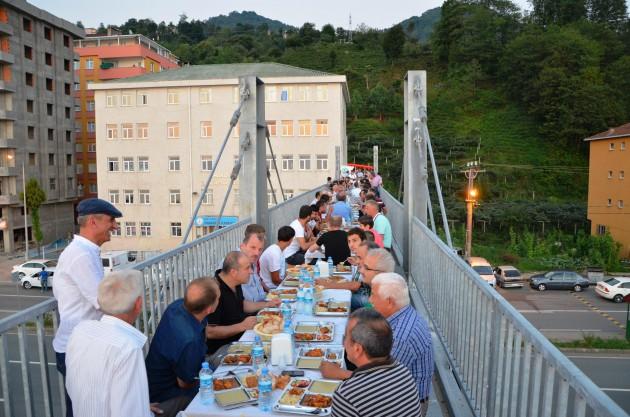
[
  {"left": 271, "top": 333, "right": 294, "bottom": 366},
  {"left": 317, "top": 260, "right": 330, "bottom": 278}
]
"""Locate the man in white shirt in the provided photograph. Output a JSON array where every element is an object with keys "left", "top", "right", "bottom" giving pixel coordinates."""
[
  {"left": 259, "top": 226, "right": 295, "bottom": 289},
  {"left": 284, "top": 205, "right": 317, "bottom": 265},
  {"left": 66, "top": 270, "right": 159, "bottom": 417},
  {"left": 53, "top": 198, "right": 122, "bottom": 417}
]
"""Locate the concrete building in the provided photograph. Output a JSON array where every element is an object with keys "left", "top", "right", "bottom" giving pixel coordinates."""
[
  {"left": 74, "top": 33, "right": 179, "bottom": 200},
  {"left": 585, "top": 122, "right": 630, "bottom": 259},
  {"left": 92, "top": 63, "right": 349, "bottom": 252},
  {"left": 0, "top": 0, "right": 83, "bottom": 253}
]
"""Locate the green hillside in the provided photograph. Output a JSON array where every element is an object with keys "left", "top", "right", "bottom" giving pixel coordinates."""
[{"left": 399, "top": 7, "right": 442, "bottom": 43}]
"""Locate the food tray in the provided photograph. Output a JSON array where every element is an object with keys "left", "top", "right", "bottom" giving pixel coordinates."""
[
  {"left": 273, "top": 377, "right": 340, "bottom": 415},
  {"left": 257, "top": 308, "right": 282, "bottom": 321},
  {"left": 281, "top": 277, "right": 301, "bottom": 287},
  {"left": 314, "top": 300, "right": 350, "bottom": 317},
  {"left": 293, "top": 321, "right": 334, "bottom": 342},
  {"left": 267, "top": 288, "right": 298, "bottom": 301},
  {"left": 221, "top": 342, "right": 269, "bottom": 365},
  {"left": 212, "top": 374, "right": 258, "bottom": 409},
  {"left": 295, "top": 345, "right": 344, "bottom": 369}
]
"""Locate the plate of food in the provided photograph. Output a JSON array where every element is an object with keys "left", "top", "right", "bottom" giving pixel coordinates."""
[
  {"left": 295, "top": 345, "right": 344, "bottom": 369},
  {"left": 266, "top": 288, "right": 298, "bottom": 301},
  {"left": 212, "top": 375, "right": 258, "bottom": 409},
  {"left": 273, "top": 377, "right": 339, "bottom": 415},
  {"left": 254, "top": 314, "right": 284, "bottom": 341},
  {"left": 293, "top": 321, "right": 334, "bottom": 342},
  {"left": 314, "top": 300, "right": 350, "bottom": 317}
]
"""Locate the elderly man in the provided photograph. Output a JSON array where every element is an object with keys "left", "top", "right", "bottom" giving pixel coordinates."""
[
  {"left": 259, "top": 226, "right": 295, "bottom": 289},
  {"left": 309, "top": 216, "right": 350, "bottom": 265},
  {"left": 331, "top": 191, "right": 352, "bottom": 224},
  {"left": 53, "top": 198, "right": 122, "bottom": 417},
  {"left": 145, "top": 278, "right": 220, "bottom": 415},
  {"left": 206, "top": 251, "right": 280, "bottom": 354},
  {"left": 370, "top": 273, "right": 434, "bottom": 416},
  {"left": 330, "top": 308, "right": 421, "bottom": 417},
  {"left": 284, "top": 205, "right": 318, "bottom": 265},
  {"left": 363, "top": 199, "right": 392, "bottom": 250},
  {"left": 239, "top": 232, "right": 267, "bottom": 302}
]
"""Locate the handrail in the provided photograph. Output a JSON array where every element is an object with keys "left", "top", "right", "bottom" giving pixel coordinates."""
[{"left": 0, "top": 298, "right": 57, "bottom": 334}]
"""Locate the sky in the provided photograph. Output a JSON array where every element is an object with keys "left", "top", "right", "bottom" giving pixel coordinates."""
[{"left": 30, "top": 0, "right": 535, "bottom": 30}]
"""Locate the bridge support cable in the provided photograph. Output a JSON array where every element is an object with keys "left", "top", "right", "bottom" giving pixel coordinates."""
[
  {"left": 267, "top": 168, "right": 278, "bottom": 206},
  {"left": 215, "top": 133, "right": 251, "bottom": 230},
  {"left": 181, "top": 85, "right": 250, "bottom": 243},
  {"left": 266, "top": 127, "right": 286, "bottom": 202}
]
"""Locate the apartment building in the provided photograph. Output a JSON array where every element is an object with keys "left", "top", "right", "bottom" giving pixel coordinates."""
[
  {"left": 92, "top": 63, "right": 349, "bottom": 251},
  {"left": 0, "top": 0, "right": 83, "bottom": 253},
  {"left": 74, "top": 32, "right": 179, "bottom": 200},
  {"left": 585, "top": 122, "right": 630, "bottom": 259}
]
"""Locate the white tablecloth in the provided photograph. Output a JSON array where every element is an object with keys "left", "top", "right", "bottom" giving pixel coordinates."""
[{"left": 182, "top": 290, "right": 351, "bottom": 417}]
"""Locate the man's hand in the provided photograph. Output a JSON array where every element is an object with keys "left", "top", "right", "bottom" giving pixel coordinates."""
[
  {"left": 267, "top": 299, "right": 281, "bottom": 308},
  {"left": 346, "top": 256, "right": 359, "bottom": 265},
  {"left": 319, "top": 361, "right": 351, "bottom": 380},
  {"left": 315, "top": 278, "right": 331, "bottom": 288},
  {"left": 150, "top": 403, "right": 163, "bottom": 415},
  {"left": 240, "top": 316, "right": 258, "bottom": 331}
]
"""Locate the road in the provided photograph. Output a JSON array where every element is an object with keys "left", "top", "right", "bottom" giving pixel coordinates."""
[{"left": 0, "top": 281, "right": 54, "bottom": 320}]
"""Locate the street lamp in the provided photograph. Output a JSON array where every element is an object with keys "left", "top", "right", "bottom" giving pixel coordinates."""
[
  {"left": 465, "top": 187, "right": 478, "bottom": 258},
  {"left": 6, "top": 154, "right": 28, "bottom": 260}
]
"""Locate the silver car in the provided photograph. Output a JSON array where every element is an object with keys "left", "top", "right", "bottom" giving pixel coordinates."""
[{"left": 494, "top": 265, "right": 523, "bottom": 288}]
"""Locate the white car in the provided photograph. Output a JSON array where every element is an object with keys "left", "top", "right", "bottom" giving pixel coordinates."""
[
  {"left": 466, "top": 257, "right": 496, "bottom": 287},
  {"left": 20, "top": 270, "right": 55, "bottom": 289},
  {"left": 12, "top": 259, "right": 57, "bottom": 277},
  {"left": 595, "top": 277, "right": 630, "bottom": 303}
]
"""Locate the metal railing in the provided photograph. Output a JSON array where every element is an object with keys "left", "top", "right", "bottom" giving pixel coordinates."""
[
  {"left": 380, "top": 190, "right": 406, "bottom": 265},
  {"left": 268, "top": 186, "right": 321, "bottom": 242}
]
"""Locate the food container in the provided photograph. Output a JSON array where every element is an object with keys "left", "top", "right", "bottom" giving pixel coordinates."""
[
  {"left": 212, "top": 374, "right": 258, "bottom": 409},
  {"left": 293, "top": 321, "right": 334, "bottom": 343},
  {"left": 257, "top": 307, "right": 282, "bottom": 322},
  {"left": 266, "top": 288, "right": 298, "bottom": 301},
  {"left": 295, "top": 345, "right": 344, "bottom": 369},
  {"left": 273, "top": 377, "right": 340, "bottom": 415},
  {"left": 314, "top": 300, "right": 350, "bottom": 317},
  {"left": 281, "top": 277, "right": 301, "bottom": 287}
]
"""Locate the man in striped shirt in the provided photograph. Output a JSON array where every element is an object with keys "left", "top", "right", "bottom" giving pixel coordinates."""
[
  {"left": 331, "top": 308, "right": 421, "bottom": 417},
  {"left": 370, "top": 273, "right": 434, "bottom": 416}
]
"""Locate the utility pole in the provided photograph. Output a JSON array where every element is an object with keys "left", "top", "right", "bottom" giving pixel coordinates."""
[{"left": 461, "top": 161, "right": 483, "bottom": 258}]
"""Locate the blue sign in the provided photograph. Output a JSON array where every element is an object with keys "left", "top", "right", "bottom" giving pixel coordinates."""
[{"left": 194, "top": 216, "right": 239, "bottom": 227}]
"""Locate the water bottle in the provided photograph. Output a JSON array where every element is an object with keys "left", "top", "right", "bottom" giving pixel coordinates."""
[
  {"left": 199, "top": 362, "right": 213, "bottom": 405},
  {"left": 296, "top": 288, "right": 305, "bottom": 314},
  {"left": 281, "top": 300, "right": 292, "bottom": 333},
  {"left": 252, "top": 336, "right": 265, "bottom": 371},
  {"left": 304, "top": 287, "right": 314, "bottom": 314},
  {"left": 258, "top": 367, "right": 273, "bottom": 412},
  {"left": 313, "top": 264, "right": 320, "bottom": 280},
  {"left": 327, "top": 257, "right": 334, "bottom": 275}
]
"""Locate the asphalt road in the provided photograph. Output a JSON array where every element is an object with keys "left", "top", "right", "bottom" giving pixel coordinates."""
[{"left": 0, "top": 281, "right": 54, "bottom": 320}]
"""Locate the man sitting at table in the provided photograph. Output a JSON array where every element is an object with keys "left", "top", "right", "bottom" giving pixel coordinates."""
[
  {"left": 259, "top": 226, "right": 295, "bottom": 289},
  {"left": 206, "top": 251, "right": 280, "bottom": 355},
  {"left": 330, "top": 308, "right": 421, "bottom": 417},
  {"left": 145, "top": 277, "right": 220, "bottom": 416},
  {"left": 358, "top": 215, "right": 384, "bottom": 248},
  {"left": 239, "top": 232, "right": 267, "bottom": 302},
  {"left": 308, "top": 216, "right": 350, "bottom": 265},
  {"left": 284, "top": 205, "right": 318, "bottom": 265},
  {"left": 370, "top": 273, "right": 434, "bottom": 417},
  {"left": 331, "top": 191, "right": 353, "bottom": 224}
]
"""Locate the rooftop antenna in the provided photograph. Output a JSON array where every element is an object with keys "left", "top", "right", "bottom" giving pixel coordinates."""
[{"left": 348, "top": 13, "right": 353, "bottom": 43}]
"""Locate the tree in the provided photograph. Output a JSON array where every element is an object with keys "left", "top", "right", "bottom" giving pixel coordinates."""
[
  {"left": 529, "top": 0, "right": 587, "bottom": 26},
  {"left": 76, "top": 21, "right": 84, "bottom": 29},
  {"left": 329, "top": 49, "right": 337, "bottom": 68},
  {"left": 382, "top": 24, "right": 406, "bottom": 62},
  {"left": 321, "top": 24, "right": 336, "bottom": 42},
  {"left": 20, "top": 179, "right": 46, "bottom": 253},
  {"left": 587, "top": 0, "right": 628, "bottom": 30}
]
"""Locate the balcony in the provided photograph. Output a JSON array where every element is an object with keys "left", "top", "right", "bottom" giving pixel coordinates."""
[
  {"left": 0, "top": 22, "right": 13, "bottom": 36},
  {"left": 0, "top": 138, "right": 15, "bottom": 148},
  {"left": 0, "top": 80, "right": 15, "bottom": 92},
  {"left": 0, "top": 109, "right": 16, "bottom": 120},
  {"left": 0, "top": 50, "right": 14, "bottom": 65},
  {"left": 0, "top": 193, "right": 19, "bottom": 205},
  {"left": 0, "top": 166, "right": 16, "bottom": 176}
]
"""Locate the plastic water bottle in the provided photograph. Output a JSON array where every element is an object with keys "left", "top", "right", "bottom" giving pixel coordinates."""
[
  {"left": 258, "top": 367, "right": 273, "bottom": 412},
  {"left": 281, "top": 300, "right": 292, "bottom": 333},
  {"left": 327, "top": 257, "right": 334, "bottom": 274},
  {"left": 252, "top": 336, "right": 265, "bottom": 371},
  {"left": 199, "top": 362, "right": 213, "bottom": 405},
  {"left": 304, "top": 287, "right": 314, "bottom": 314},
  {"left": 296, "top": 288, "right": 305, "bottom": 314},
  {"left": 313, "top": 264, "right": 320, "bottom": 280}
]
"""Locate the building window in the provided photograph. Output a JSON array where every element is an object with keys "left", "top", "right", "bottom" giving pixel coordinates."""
[
  {"left": 121, "top": 94, "right": 132, "bottom": 106},
  {"left": 140, "top": 222, "right": 152, "bottom": 237},
  {"left": 66, "top": 131, "right": 72, "bottom": 142},
  {"left": 87, "top": 143, "right": 96, "bottom": 152},
  {"left": 122, "top": 157, "right": 134, "bottom": 172},
  {"left": 281, "top": 120, "right": 293, "bottom": 136},
  {"left": 297, "top": 86, "right": 308, "bottom": 102},
  {"left": 169, "top": 189, "right": 181, "bottom": 204},
  {"left": 25, "top": 72, "right": 34, "bottom": 87},
  {"left": 607, "top": 198, "right": 612, "bottom": 207},
  {"left": 63, "top": 35, "right": 70, "bottom": 47},
  {"left": 124, "top": 189, "right": 134, "bottom": 204},
  {"left": 109, "top": 190, "right": 120, "bottom": 204},
  {"left": 167, "top": 122, "right": 180, "bottom": 138},
  {"left": 608, "top": 170, "right": 613, "bottom": 179},
  {"left": 121, "top": 123, "right": 133, "bottom": 139},
  {"left": 23, "top": 17, "right": 32, "bottom": 32},
  {"left": 265, "top": 86, "right": 277, "bottom": 102},
  {"left": 73, "top": 60, "right": 80, "bottom": 70},
  {"left": 316, "top": 154, "right": 328, "bottom": 170},
  {"left": 168, "top": 156, "right": 181, "bottom": 171},
  {"left": 139, "top": 189, "right": 150, "bottom": 204},
  {"left": 106, "top": 95, "right": 117, "bottom": 107},
  {"left": 125, "top": 222, "right": 136, "bottom": 237},
  {"left": 280, "top": 86, "right": 292, "bottom": 102},
  {"left": 47, "top": 129, "right": 54, "bottom": 140},
  {"left": 87, "top": 121, "right": 96, "bottom": 133},
  {"left": 284, "top": 189, "right": 294, "bottom": 200},
  {"left": 88, "top": 163, "right": 97, "bottom": 173},
  {"left": 64, "top": 83, "right": 71, "bottom": 95},
  {"left": 47, "top": 154, "right": 55, "bottom": 166},
  {"left": 266, "top": 155, "right": 276, "bottom": 171},
  {"left": 44, "top": 26, "right": 52, "bottom": 40},
  {"left": 619, "top": 200, "right": 624, "bottom": 209},
  {"left": 86, "top": 58, "right": 94, "bottom": 70},
  {"left": 137, "top": 92, "right": 148, "bottom": 105},
  {"left": 202, "top": 189, "right": 213, "bottom": 205},
  {"left": 45, "top": 53, "right": 52, "bottom": 66},
  {"left": 110, "top": 226, "right": 121, "bottom": 237},
  {"left": 106, "top": 124, "right": 118, "bottom": 139},
  {"left": 28, "top": 153, "right": 36, "bottom": 165},
  {"left": 86, "top": 100, "right": 95, "bottom": 112},
  {"left": 26, "top": 99, "right": 33, "bottom": 113},
  {"left": 267, "top": 120, "right": 277, "bottom": 136},
  {"left": 28, "top": 126, "right": 35, "bottom": 139},
  {"left": 170, "top": 222, "right": 182, "bottom": 237},
  {"left": 66, "top": 154, "right": 72, "bottom": 166},
  {"left": 298, "top": 120, "right": 311, "bottom": 136},
  {"left": 138, "top": 156, "right": 149, "bottom": 172},
  {"left": 136, "top": 123, "right": 148, "bottom": 139},
  {"left": 199, "top": 88, "right": 212, "bottom": 103},
  {"left": 167, "top": 91, "right": 179, "bottom": 105},
  {"left": 620, "top": 170, "right": 625, "bottom": 179},
  {"left": 107, "top": 157, "right": 119, "bottom": 172},
  {"left": 200, "top": 121, "right": 212, "bottom": 138},
  {"left": 621, "top": 142, "right": 626, "bottom": 151},
  {"left": 201, "top": 155, "right": 213, "bottom": 171},
  {"left": 596, "top": 224, "right": 606, "bottom": 235},
  {"left": 316, "top": 119, "right": 328, "bottom": 136},
  {"left": 299, "top": 155, "right": 311, "bottom": 171},
  {"left": 282, "top": 155, "right": 293, "bottom": 171},
  {"left": 65, "top": 107, "right": 71, "bottom": 119},
  {"left": 24, "top": 45, "right": 32, "bottom": 60},
  {"left": 609, "top": 142, "right": 615, "bottom": 150},
  {"left": 89, "top": 183, "right": 97, "bottom": 194},
  {"left": 47, "top": 104, "right": 53, "bottom": 116},
  {"left": 64, "top": 59, "right": 70, "bottom": 71},
  {"left": 48, "top": 178, "right": 56, "bottom": 191},
  {"left": 45, "top": 78, "right": 53, "bottom": 91},
  {"left": 316, "top": 85, "right": 328, "bottom": 101}
]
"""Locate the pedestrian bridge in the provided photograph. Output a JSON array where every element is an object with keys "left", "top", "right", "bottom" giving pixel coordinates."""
[{"left": 0, "top": 71, "right": 627, "bottom": 417}]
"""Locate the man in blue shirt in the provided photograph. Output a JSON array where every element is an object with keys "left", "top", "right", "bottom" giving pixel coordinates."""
[
  {"left": 369, "top": 273, "right": 434, "bottom": 416},
  {"left": 331, "top": 192, "right": 352, "bottom": 224},
  {"left": 39, "top": 267, "right": 49, "bottom": 292},
  {"left": 145, "top": 277, "right": 220, "bottom": 417}
]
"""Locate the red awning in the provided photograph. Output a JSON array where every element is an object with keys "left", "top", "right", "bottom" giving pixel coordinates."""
[{"left": 347, "top": 163, "right": 373, "bottom": 170}]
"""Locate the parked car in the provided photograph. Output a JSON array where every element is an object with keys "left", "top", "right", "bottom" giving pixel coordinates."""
[
  {"left": 466, "top": 257, "right": 496, "bottom": 286},
  {"left": 494, "top": 265, "right": 523, "bottom": 288},
  {"left": 20, "top": 270, "right": 55, "bottom": 289},
  {"left": 529, "top": 271, "right": 590, "bottom": 292},
  {"left": 595, "top": 277, "right": 630, "bottom": 303},
  {"left": 11, "top": 259, "right": 57, "bottom": 278}
]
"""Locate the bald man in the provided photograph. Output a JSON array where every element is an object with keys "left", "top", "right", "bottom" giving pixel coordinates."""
[{"left": 145, "top": 278, "right": 220, "bottom": 417}]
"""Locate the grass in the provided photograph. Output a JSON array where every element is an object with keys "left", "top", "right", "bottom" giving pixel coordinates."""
[{"left": 553, "top": 335, "right": 630, "bottom": 350}]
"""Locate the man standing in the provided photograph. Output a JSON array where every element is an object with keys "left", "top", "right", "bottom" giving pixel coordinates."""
[
  {"left": 145, "top": 278, "right": 220, "bottom": 416},
  {"left": 370, "top": 273, "right": 434, "bottom": 416},
  {"left": 364, "top": 200, "right": 392, "bottom": 250},
  {"left": 39, "top": 267, "right": 49, "bottom": 292},
  {"left": 65, "top": 270, "right": 157, "bottom": 417},
  {"left": 284, "top": 205, "right": 317, "bottom": 265},
  {"left": 239, "top": 233, "right": 267, "bottom": 302},
  {"left": 330, "top": 308, "right": 421, "bottom": 417},
  {"left": 52, "top": 198, "right": 122, "bottom": 417},
  {"left": 259, "top": 226, "right": 295, "bottom": 289}
]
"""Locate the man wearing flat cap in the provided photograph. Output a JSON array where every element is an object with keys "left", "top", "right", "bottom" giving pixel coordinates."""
[{"left": 52, "top": 198, "right": 122, "bottom": 417}]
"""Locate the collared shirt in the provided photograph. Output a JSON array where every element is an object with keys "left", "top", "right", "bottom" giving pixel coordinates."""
[
  {"left": 241, "top": 267, "right": 266, "bottom": 302},
  {"left": 331, "top": 201, "right": 352, "bottom": 224},
  {"left": 145, "top": 299, "right": 206, "bottom": 403},
  {"left": 331, "top": 358, "right": 421, "bottom": 417},
  {"left": 387, "top": 305, "right": 434, "bottom": 399},
  {"left": 373, "top": 213, "right": 392, "bottom": 249},
  {"left": 66, "top": 315, "right": 151, "bottom": 417},
  {"left": 259, "top": 243, "right": 285, "bottom": 289},
  {"left": 52, "top": 234, "right": 104, "bottom": 353},
  {"left": 284, "top": 219, "right": 305, "bottom": 259},
  {"left": 205, "top": 273, "right": 247, "bottom": 355}
]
